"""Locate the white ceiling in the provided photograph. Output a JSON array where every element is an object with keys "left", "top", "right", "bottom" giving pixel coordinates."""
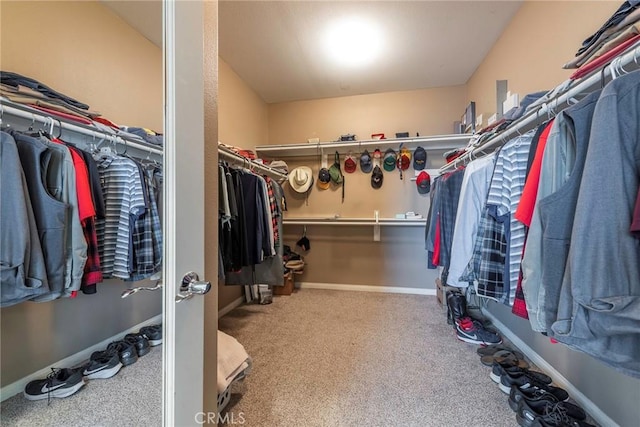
[{"left": 103, "top": 1, "right": 523, "bottom": 104}]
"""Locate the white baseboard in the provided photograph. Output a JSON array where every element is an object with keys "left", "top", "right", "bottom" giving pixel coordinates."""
[
  {"left": 218, "top": 296, "right": 245, "bottom": 318},
  {"left": 482, "top": 309, "right": 618, "bottom": 427},
  {"left": 296, "top": 282, "right": 436, "bottom": 296},
  {"left": 0, "top": 314, "right": 163, "bottom": 403}
]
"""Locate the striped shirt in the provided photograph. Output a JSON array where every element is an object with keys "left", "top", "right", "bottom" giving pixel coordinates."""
[
  {"left": 95, "top": 155, "right": 146, "bottom": 279},
  {"left": 486, "top": 131, "right": 534, "bottom": 305}
]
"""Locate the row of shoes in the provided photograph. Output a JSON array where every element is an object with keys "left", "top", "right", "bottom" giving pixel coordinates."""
[
  {"left": 446, "top": 288, "right": 502, "bottom": 345},
  {"left": 23, "top": 324, "right": 162, "bottom": 402},
  {"left": 479, "top": 345, "right": 596, "bottom": 426}
]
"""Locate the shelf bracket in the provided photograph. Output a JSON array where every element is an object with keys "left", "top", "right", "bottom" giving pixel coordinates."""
[{"left": 373, "top": 210, "right": 380, "bottom": 242}]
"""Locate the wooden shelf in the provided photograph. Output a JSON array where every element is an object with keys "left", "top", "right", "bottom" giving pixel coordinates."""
[{"left": 256, "top": 134, "right": 471, "bottom": 158}]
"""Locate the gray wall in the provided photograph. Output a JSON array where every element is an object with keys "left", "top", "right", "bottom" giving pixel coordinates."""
[
  {"left": 486, "top": 302, "right": 640, "bottom": 427},
  {"left": 1, "top": 279, "right": 161, "bottom": 387},
  {"left": 283, "top": 225, "right": 439, "bottom": 290}
]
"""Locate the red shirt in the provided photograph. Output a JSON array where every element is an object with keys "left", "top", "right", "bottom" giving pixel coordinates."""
[
  {"left": 432, "top": 215, "right": 441, "bottom": 266},
  {"left": 52, "top": 139, "right": 95, "bottom": 221},
  {"left": 515, "top": 120, "right": 554, "bottom": 227}
]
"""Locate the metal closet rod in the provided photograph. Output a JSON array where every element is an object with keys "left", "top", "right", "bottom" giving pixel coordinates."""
[
  {"left": 0, "top": 101, "right": 163, "bottom": 155},
  {"left": 439, "top": 44, "right": 640, "bottom": 173},
  {"left": 218, "top": 145, "right": 288, "bottom": 181}
]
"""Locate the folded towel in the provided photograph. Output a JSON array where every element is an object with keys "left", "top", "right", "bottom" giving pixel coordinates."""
[{"left": 217, "top": 331, "right": 251, "bottom": 394}]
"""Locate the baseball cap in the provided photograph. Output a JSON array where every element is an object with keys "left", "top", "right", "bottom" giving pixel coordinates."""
[
  {"left": 371, "top": 165, "right": 384, "bottom": 189},
  {"left": 413, "top": 146, "right": 427, "bottom": 170},
  {"left": 269, "top": 160, "right": 289, "bottom": 173},
  {"left": 397, "top": 147, "right": 411, "bottom": 170},
  {"left": 373, "top": 149, "right": 382, "bottom": 162},
  {"left": 344, "top": 154, "right": 357, "bottom": 173},
  {"left": 360, "top": 150, "right": 373, "bottom": 173},
  {"left": 317, "top": 167, "right": 330, "bottom": 190},
  {"left": 416, "top": 171, "right": 431, "bottom": 194},
  {"left": 383, "top": 148, "right": 396, "bottom": 172}
]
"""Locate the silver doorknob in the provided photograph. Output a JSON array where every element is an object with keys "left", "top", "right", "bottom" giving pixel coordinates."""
[{"left": 175, "top": 272, "right": 211, "bottom": 303}]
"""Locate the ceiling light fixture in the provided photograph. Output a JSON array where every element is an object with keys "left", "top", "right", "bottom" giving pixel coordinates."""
[{"left": 324, "top": 17, "right": 383, "bottom": 68}]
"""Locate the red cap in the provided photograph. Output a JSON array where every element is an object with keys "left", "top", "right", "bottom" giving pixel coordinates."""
[
  {"left": 416, "top": 171, "right": 431, "bottom": 194},
  {"left": 344, "top": 156, "right": 357, "bottom": 173}
]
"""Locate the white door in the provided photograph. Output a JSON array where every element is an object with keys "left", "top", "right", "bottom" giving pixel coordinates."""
[{"left": 163, "top": 1, "right": 218, "bottom": 425}]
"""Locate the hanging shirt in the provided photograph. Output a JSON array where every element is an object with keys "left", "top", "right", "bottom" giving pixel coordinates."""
[
  {"left": 486, "top": 131, "right": 533, "bottom": 306},
  {"left": 552, "top": 70, "right": 640, "bottom": 378},
  {"left": 447, "top": 154, "right": 496, "bottom": 288},
  {"left": 95, "top": 153, "right": 146, "bottom": 279},
  {"left": 538, "top": 91, "right": 600, "bottom": 335},
  {"left": 0, "top": 132, "right": 50, "bottom": 306},
  {"left": 39, "top": 135, "right": 87, "bottom": 296},
  {"left": 11, "top": 130, "right": 68, "bottom": 302},
  {"left": 515, "top": 120, "right": 554, "bottom": 227},
  {"left": 129, "top": 160, "right": 154, "bottom": 278},
  {"left": 438, "top": 168, "right": 465, "bottom": 284},
  {"left": 63, "top": 143, "right": 103, "bottom": 294}
]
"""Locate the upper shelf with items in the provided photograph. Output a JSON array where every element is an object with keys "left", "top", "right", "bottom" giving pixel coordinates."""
[{"left": 255, "top": 134, "right": 473, "bottom": 158}]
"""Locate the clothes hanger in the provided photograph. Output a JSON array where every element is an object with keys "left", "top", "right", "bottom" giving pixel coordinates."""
[{"left": 116, "top": 136, "right": 128, "bottom": 156}]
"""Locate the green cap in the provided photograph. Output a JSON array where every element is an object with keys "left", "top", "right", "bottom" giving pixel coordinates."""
[{"left": 383, "top": 148, "right": 396, "bottom": 172}]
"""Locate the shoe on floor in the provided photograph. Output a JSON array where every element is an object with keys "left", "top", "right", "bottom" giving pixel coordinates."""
[
  {"left": 106, "top": 340, "right": 138, "bottom": 366},
  {"left": 23, "top": 368, "right": 85, "bottom": 401},
  {"left": 455, "top": 317, "right": 502, "bottom": 345},
  {"left": 490, "top": 360, "right": 526, "bottom": 384},
  {"left": 124, "top": 333, "right": 151, "bottom": 357},
  {"left": 477, "top": 344, "right": 524, "bottom": 359},
  {"left": 140, "top": 324, "right": 162, "bottom": 346},
  {"left": 481, "top": 349, "right": 529, "bottom": 368},
  {"left": 82, "top": 349, "right": 122, "bottom": 379},
  {"left": 517, "top": 399, "right": 590, "bottom": 427},
  {"left": 500, "top": 368, "right": 553, "bottom": 394},
  {"left": 509, "top": 381, "right": 570, "bottom": 404},
  {"left": 508, "top": 384, "right": 563, "bottom": 412}
]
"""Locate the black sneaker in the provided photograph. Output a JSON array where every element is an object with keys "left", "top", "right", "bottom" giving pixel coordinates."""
[
  {"left": 81, "top": 349, "right": 122, "bottom": 379},
  {"left": 24, "top": 368, "right": 85, "bottom": 401},
  {"left": 107, "top": 340, "right": 138, "bottom": 366},
  {"left": 455, "top": 317, "right": 502, "bottom": 345},
  {"left": 508, "top": 385, "right": 560, "bottom": 412},
  {"left": 140, "top": 324, "right": 162, "bottom": 346},
  {"left": 517, "top": 400, "right": 590, "bottom": 427},
  {"left": 124, "top": 333, "right": 151, "bottom": 357},
  {"left": 509, "top": 383, "right": 570, "bottom": 407},
  {"left": 500, "top": 368, "right": 552, "bottom": 394},
  {"left": 490, "top": 360, "right": 523, "bottom": 384}
]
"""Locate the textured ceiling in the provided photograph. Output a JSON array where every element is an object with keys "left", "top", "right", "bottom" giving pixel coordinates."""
[{"left": 103, "top": 0, "right": 523, "bottom": 104}]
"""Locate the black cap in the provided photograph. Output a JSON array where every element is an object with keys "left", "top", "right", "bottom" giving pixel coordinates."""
[{"left": 371, "top": 165, "right": 384, "bottom": 189}]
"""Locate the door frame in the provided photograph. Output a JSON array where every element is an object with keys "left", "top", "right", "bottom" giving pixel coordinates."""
[{"left": 163, "top": 0, "right": 218, "bottom": 425}]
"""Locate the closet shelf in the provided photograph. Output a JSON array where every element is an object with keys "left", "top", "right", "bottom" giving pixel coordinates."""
[
  {"left": 255, "top": 134, "right": 472, "bottom": 158},
  {"left": 439, "top": 43, "right": 640, "bottom": 173},
  {"left": 218, "top": 144, "right": 288, "bottom": 182},
  {"left": 283, "top": 217, "right": 426, "bottom": 227},
  {"left": 0, "top": 100, "right": 163, "bottom": 156}
]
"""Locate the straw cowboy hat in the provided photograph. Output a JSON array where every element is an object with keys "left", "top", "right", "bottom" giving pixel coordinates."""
[{"left": 288, "top": 166, "right": 314, "bottom": 193}]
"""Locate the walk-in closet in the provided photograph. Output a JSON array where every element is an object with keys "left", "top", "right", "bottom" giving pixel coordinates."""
[{"left": 1, "top": 1, "right": 640, "bottom": 427}]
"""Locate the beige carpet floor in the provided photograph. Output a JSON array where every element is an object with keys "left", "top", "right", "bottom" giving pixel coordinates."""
[
  {"left": 218, "top": 289, "right": 518, "bottom": 427},
  {"left": 1, "top": 289, "right": 525, "bottom": 427},
  {"left": 0, "top": 345, "right": 162, "bottom": 427}
]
